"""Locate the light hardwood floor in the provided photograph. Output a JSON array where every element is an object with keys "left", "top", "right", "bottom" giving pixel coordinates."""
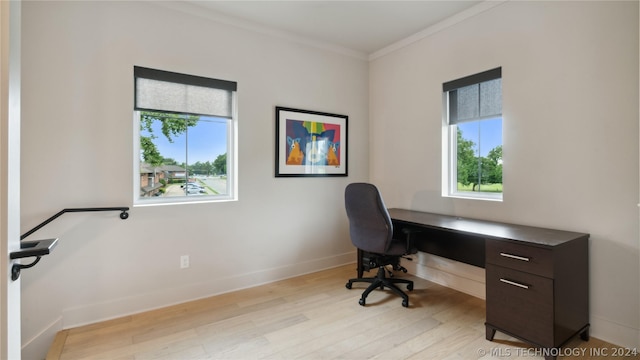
[{"left": 47, "top": 265, "right": 631, "bottom": 360}]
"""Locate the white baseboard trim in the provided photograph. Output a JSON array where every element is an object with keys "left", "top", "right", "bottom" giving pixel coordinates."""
[
  {"left": 22, "top": 316, "right": 62, "bottom": 360},
  {"left": 404, "top": 252, "right": 485, "bottom": 299},
  {"left": 590, "top": 314, "right": 640, "bottom": 349},
  {"left": 28, "top": 251, "right": 639, "bottom": 355},
  {"left": 61, "top": 252, "right": 355, "bottom": 330}
]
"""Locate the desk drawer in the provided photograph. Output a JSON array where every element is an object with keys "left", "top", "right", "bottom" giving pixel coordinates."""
[
  {"left": 486, "top": 239, "right": 553, "bottom": 278},
  {"left": 486, "top": 264, "right": 555, "bottom": 347}
]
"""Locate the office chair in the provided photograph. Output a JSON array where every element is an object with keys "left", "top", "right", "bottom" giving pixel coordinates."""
[{"left": 344, "top": 182, "right": 417, "bottom": 307}]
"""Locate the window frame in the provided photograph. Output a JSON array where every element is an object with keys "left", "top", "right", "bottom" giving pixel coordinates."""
[
  {"left": 133, "top": 66, "right": 238, "bottom": 206},
  {"left": 442, "top": 67, "right": 503, "bottom": 202}
]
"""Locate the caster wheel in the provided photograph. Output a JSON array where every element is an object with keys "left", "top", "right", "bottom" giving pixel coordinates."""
[
  {"left": 359, "top": 298, "right": 366, "bottom": 306},
  {"left": 345, "top": 282, "right": 352, "bottom": 289},
  {"left": 402, "top": 299, "right": 409, "bottom": 308},
  {"left": 407, "top": 283, "right": 413, "bottom": 291}
]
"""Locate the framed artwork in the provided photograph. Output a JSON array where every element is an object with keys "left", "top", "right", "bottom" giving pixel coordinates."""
[{"left": 275, "top": 106, "right": 348, "bottom": 177}]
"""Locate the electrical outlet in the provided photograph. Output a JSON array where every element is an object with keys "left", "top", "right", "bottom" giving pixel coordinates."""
[{"left": 180, "top": 255, "right": 190, "bottom": 269}]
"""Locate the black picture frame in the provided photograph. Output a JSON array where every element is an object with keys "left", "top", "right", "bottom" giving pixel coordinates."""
[{"left": 275, "top": 106, "right": 348, "bottom": 177}]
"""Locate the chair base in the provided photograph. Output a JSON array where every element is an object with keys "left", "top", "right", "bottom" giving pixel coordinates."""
[{"left": 346, "top": 266, "right": 413, "bottom": 307}]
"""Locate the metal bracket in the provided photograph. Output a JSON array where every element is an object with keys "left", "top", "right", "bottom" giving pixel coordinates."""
[{"left": 10, "top": 238, "right": 58, "bottom": 281}]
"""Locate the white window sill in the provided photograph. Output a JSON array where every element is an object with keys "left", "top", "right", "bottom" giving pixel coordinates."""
[{"left": 444, "top": 192, "right": 503, "bottom": 202}]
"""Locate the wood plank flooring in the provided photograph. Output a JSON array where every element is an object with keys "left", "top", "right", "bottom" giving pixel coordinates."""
[{"left": 47, "top": 264, "right": 631, "bottom": 360}]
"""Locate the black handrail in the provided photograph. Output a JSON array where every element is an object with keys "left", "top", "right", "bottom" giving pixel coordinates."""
[
  {"left": 21, "top": 207, "right": 129, "bottom": 240},
  {"left": 11, "top": 207, "right": 130, "bottom": 281}
]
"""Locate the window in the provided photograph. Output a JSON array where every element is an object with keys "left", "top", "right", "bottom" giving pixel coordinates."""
[
  {"left": 443, "top": 67, "right": 502, "bottom": 200},
  {"left": 133, "top": 66, "right": 237, "bottom": 205}
]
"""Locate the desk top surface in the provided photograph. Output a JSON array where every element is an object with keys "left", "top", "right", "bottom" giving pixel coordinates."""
[{"left": 388, "top": 208, "right": 589, "bottom": 247}]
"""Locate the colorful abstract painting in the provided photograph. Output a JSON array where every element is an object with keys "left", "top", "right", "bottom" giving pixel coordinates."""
[{"left": 276, "top": 107, "right": 348, "bottom": 177}]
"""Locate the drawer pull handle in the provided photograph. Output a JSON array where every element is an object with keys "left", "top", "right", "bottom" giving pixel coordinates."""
[
  {"left": 500, "top": 278, "right": 529, "bottom": 289},
  {"left": 500, "top": 252, "right": 530, "bottom": 262}
]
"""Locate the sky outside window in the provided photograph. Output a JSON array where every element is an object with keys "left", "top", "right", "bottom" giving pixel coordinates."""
[
  {"left": 140, "top": 116, "right": 228, "bottom": 164},
  {"left": 457, "top": 117, "right": 502, "bottom": 157}
]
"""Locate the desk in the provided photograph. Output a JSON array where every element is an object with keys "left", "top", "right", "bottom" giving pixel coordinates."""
[{"left": 358, "top": 208, "right": 590, "bottom": 360}]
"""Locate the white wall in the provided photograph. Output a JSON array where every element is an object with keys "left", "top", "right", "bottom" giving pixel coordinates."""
[
  {"left": 370, "top": 0, "right": 639, "bottom": 348},
  {"left": 19, "top": 1, "right": 368, "bottom": 357}
]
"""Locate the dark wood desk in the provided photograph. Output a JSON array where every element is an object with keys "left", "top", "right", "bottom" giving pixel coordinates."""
[{"left": 361, "top": 208, "right": 590, "bottom": 360}]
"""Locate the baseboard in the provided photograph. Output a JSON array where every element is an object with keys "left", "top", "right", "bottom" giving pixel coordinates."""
[
  {"left": 61, "top": 251, "right": 356, "bottom": 330},
  {"left": 404, "top": 251, "right": 486, "bottom": 299},
  {"left": 590, "top": 314, "right": 640, "bottom": 349},
  {"left": 26, "top": 251, "right": 639, "bottom": 355},
  {"left": 22, "top": 316, "right": 62, "bottom": 360}
]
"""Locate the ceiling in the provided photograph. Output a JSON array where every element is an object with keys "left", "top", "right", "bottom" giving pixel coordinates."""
[{"left": 184, "top": 1, "right": 483, "bottom": 56}]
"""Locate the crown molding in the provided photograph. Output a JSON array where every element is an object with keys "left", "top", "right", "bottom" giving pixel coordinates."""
[
  {"left": 369, "top": 0, "right": 508, "bottom": 62},
  {"left": 150, "top": 1, "right": 507, "bottom": 63},
  {"left": 154, "top": 1, "right": 369, "bottom": 61}
]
